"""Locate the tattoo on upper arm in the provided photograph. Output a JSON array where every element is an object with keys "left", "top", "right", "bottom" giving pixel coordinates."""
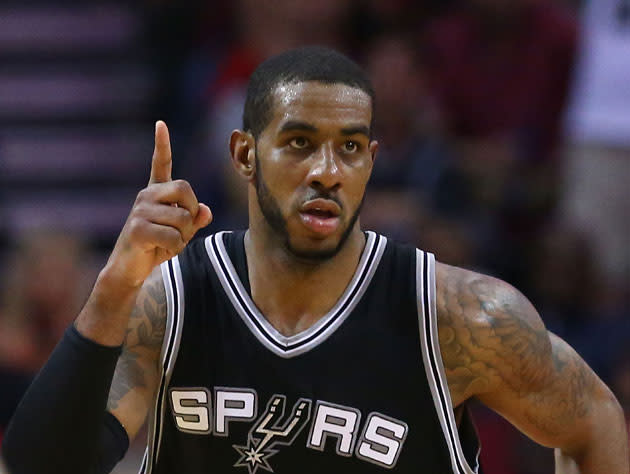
[
  {"left": 108, "top": 351, "right": 145, "bottom": 411},
  {"left": 107, "top": 276, "right": 166, "bottom": 410},
  {"left": 437, "top": 264, "right": 599, "bottom": 438},
  {"left": 437, "top": 265, "right": 550, "bottom": 403}
]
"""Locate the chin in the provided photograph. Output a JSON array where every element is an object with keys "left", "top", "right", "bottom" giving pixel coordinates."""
[
  {"left": 288, "top": 245, "right": 341, "bottom": 262},
  {"left": 285, "top": 236, "right": 342, "bottom": 262}
]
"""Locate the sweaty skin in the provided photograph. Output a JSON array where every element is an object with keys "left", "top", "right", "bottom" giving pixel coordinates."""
[
  {"left": 76, "top": 121, "right": 212, "bottom": 438},
  {"left": 237, "top": 82, "right": 378, "bottom": 335},
  {"left": 108, "top": 259, "right": 630, "bottom": 474},
  {"left": 435, "top": 263, "right": 628, "bottom": 473},
  {"left": 103, "top": 85, "right": 628, "bottom": 473}
]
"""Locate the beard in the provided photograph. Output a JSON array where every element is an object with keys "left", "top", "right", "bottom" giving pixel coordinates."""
[{"left": 254, "top": 152, "right": 363, "bottom": 262}]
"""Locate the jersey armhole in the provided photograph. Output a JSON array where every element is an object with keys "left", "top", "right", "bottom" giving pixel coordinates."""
[
  {"left": 140, "top": 258, "right": 186, "bottom": 474},
  {"left": 416, "top": 250, "right": 481, "bottom": 474}
]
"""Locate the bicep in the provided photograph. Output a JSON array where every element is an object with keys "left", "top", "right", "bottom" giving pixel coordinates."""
[
  {"left": 437, "top": 264, "right": 624, "bottom": 458},
  {"left": 106, "top": 267, "right": 166, "bottom": 440},
  {"left": 437, "top": 262, "right": 552, "bottom": 407}
]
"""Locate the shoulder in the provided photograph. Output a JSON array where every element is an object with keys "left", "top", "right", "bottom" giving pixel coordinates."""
[
  {"left": 434, "top": 261, "right": 552, "bottom": 406},
  {"left": 435, "top": 261, "right": 544, "bottom": 331}
]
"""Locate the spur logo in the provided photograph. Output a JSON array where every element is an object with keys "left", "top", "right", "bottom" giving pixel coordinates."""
[
  {"left": 233, "top": 395, "right": 311, "bottom": 472},
  {"left": 169, "top": 387, "right": 409, "bottom": 472}
]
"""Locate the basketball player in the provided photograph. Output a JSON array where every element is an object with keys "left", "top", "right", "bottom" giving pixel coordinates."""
[{"left": 2, "top": 47, "right": 628, "bottom": 474}]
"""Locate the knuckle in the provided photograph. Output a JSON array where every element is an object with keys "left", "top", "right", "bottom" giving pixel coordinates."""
[
  {"left": 136, "top": 186, "right": 157, "bottom": 203},
  {"left": 131, "top": 201, "right": 148, "bottom": 217},
  {"left": 174, "top": 179, "right": 190, "bottom": 193},
  {"left": 135, "top": 188, "right": 147, "bottom": 203}
]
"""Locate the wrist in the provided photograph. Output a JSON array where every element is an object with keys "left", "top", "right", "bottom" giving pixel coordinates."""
[
  {"left": 98, "top": 259, "right": 147, "bottom": 293},
  {"left": 74, "top": 266, "right": 144, "bottom": 347}
]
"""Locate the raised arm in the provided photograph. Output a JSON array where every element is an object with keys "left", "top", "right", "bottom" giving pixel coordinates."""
[
  {"left": 2, "top": 122, "right": 212, "bottom": 474},
  {"left": 435, "top": 262, "right": 629, "bottom": 474},
  {"left": 105, "top": 267, "right": 166, "bottom": 441}
]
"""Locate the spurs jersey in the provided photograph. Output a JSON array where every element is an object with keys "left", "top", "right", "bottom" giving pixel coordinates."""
[{"left": 139, "top": 231, "right": 482, "bottom": 474}]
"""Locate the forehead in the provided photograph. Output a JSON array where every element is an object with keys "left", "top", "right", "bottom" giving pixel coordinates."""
[{"left": 267, "top": 81, "right": 372, "bottom": 132}]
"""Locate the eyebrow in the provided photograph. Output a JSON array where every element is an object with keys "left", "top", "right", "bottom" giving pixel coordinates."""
[
  {"left": 341, "top": 125, "right": 370, "bottom": 138},
  {"left": 278, "top": 121, "right": 318, "bottom": 134},
  {"left": 279, "top": 121, "right": 371, "bottom": 138}
]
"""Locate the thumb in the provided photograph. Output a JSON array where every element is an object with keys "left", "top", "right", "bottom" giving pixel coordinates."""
[
  {"left": 149, "top": 120, "right": 173, "bottom": 184},
  {"left": 193, "top": 203, "right": 213, "bottom": 231}
]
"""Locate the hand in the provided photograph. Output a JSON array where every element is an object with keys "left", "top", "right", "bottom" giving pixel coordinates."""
[{"left": 104, "top": 121, "right": 212, "bottom": 289}]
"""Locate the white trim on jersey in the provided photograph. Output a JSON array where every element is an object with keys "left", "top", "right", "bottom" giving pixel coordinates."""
[
  {"left": 205, "top": 231, "right": 387, "bottom": 359},
  {"left": 416, "top": 250, "right": 480, "bottom": 474},
  {"left": 140, "top": 257, "right": 186, "bottom": 474}
]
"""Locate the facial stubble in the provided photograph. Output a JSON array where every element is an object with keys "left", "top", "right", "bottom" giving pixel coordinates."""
[{"left": 254, "top": 152, "right": 364, "bottom": 262}]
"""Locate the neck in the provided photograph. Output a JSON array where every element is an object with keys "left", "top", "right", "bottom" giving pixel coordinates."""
[{"left": 244, "top": 224, "right": 366, "bottom": 337}]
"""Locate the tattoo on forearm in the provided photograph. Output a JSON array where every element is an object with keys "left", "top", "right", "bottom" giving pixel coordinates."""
[
  {"left": 523, "top": 336, "right": 596, "bottom": 436},
  {"left": 107, "top": 277, "right": 166, "bottom": 410}
]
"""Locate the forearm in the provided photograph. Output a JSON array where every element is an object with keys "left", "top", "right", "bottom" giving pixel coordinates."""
[
  {"left": 2, "top": 326, "right": 122, "bottom": 473},
  {"left": 2, "top": 119, "right": 205, "bottom": 472},
  {"left": 75, "top": 266, "right": 143, "bottom": 346},
  {"left": 2, "top": 272, "right": 141, "bottom": 474},
  {"left": 555, "top": 393, "right": 629, "bottom": 474}
]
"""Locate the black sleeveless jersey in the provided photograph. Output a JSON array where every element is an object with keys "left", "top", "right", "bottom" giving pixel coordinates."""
[{"left": 139, "top": 231, "right": 482, "bottom": 474}]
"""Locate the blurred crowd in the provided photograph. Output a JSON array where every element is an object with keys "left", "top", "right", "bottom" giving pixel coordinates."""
[{"left": 1, "top": 0, "right": 628, "bottom": 472}]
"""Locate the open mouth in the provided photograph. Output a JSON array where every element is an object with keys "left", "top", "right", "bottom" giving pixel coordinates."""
[
  {"left": 300, "top": 198, "right": 341, "bottom": 217},
  {"left": 299, "top": 199, "right": 341, "bottom": 236},
  {"left": 303, "top": 209, "right": 336, "bottom": 219}
]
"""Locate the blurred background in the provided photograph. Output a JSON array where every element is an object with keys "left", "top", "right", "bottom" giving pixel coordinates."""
[{"left": 0, "top": 0, "right": 628, "bottom": 472}]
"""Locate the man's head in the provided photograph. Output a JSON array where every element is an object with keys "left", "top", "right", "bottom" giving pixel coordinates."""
[{"left": 230, "top": 47, "right": 378, "bottom": 262}]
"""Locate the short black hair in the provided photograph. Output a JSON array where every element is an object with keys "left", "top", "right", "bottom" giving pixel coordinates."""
[{"left": 243, "top": 46, "right": 375, "bottom": 138}]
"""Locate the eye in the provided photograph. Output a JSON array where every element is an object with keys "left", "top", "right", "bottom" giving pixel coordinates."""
[
  {"left": 289, "top": 137, "right": 309, "bottom": 149},
  {"left": 343, "top": 141, "right": 359, "bottom": 153}
]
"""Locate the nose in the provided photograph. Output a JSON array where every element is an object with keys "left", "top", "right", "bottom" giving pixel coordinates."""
[{"left": 306, "top": 142, "right": 341, "bottom": 191}]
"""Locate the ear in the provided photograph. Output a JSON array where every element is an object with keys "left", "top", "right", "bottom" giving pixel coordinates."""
[
  {"left": 369, "top": 139, "right": 379, "bottom": 164},
  {"left": 229, "top": 129, "right": 256, "bottom": 180}
]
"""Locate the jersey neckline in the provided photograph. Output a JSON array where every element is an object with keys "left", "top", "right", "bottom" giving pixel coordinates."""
[{"left": 205, "top": 230, "right": 387, "bottom": 358}]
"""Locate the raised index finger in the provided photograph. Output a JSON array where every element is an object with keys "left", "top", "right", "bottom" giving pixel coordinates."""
[{"left": 149, "top": 120, "right": 172, "bottom": 184}]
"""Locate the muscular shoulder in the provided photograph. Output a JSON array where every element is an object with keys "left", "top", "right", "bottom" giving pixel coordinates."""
[{"left": 434, "top": 261, "right": 552, "bottom": 406}]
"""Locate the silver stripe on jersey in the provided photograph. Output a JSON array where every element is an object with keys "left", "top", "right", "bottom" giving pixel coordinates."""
[
  {"left": 416, "top": 250, "right": 479, "bottom": 474},
  {"left": 140, "top": 257, "right": 186, "bottom": 474},
  {"left": 138, "top": 449, "right": 148, "bottom": 474},
  {"left": 205, "top": 231, "right": 387, "bottom": 359}
]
